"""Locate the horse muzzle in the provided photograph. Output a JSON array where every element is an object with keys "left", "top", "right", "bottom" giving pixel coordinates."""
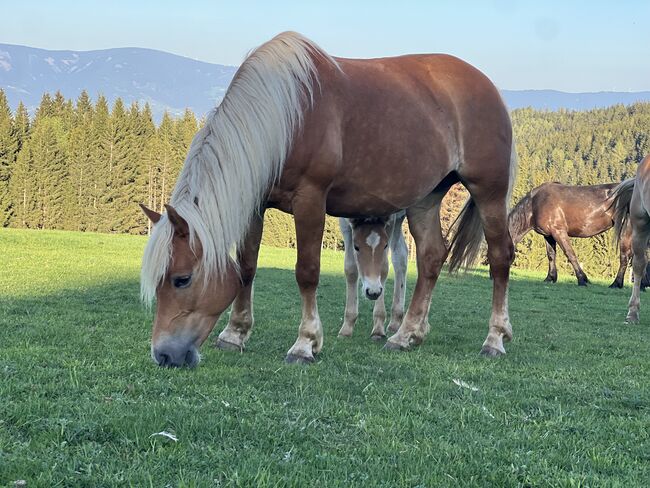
[{"left": 152, "top": 338, "right": 200, "bottom": 368}]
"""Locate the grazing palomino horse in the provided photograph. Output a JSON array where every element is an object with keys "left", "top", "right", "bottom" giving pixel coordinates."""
[
  {"left": 140, "top": 31, "right": 516, "bottom": 367},
  {"left": 612, "top": 156, "right": 650, "bottom": 322},
  {"left": 509, "top": 182, "right": 639, "bottom": 287},
  {"left": 338, "top": 213, "right": 408, "bottom": 341}
]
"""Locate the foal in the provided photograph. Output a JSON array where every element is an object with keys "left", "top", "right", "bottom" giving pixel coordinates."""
[{"left": 338, "top": 213, "right": 408, "bottom": 340}]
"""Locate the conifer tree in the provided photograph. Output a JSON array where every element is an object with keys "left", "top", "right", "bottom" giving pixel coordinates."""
[
  {"left": 0, "top": 90, "right": 14, "bottom": 224},
  {"left": 66, "top": 91, "right": 95, "bottom": 230}
]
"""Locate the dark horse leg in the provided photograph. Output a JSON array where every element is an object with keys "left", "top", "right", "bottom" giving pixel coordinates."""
[
  {"left": 385, "top": 192, "right": 447, "bottom": 350},
  {"left": 554, "top": 232, "right": 590, "bottom": 286},
  {"left": 610, "top": 224, "right": 632, "bottom": 289},
  {"left": 215, "top": 212, "right": 265, "bottom": 351},
  {"left": 285, "top": 189, "right": 326, "bottom": 364},
  {"left": 543, "top": 235, "right": 558, "bottom": 283}
]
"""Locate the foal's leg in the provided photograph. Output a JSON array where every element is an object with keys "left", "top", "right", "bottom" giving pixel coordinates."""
[
  {"left": 216, "top": 212, "right": 264, "bottom": 351},
  {"left": 627, "top": 215, "right": 650, "bottom": 323},
  {"left": 286, "top": 193, "right": 326, "bottom": 364},
  {"left": 388, "top": 215, "right": 408, "bottom": 333},
  {"left": 338, "top": 219, "right": 360, "bottom": 337},
  {"left": 370, "top": 257, "right": 390, "bottom": 340},
  {"left": 610, "top": 226, "right": 632, "bottom": 289},
  {"left": 554, "top": 232, "right": 589, "bottom": 286},
  {"left": 543, "top": 236, "right": 558, "bottom": 283},
  {"left": 386, "top": 194, "right": 446, "bottom": 350}
]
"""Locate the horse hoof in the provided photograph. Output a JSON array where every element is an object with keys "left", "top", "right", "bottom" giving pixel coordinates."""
[
  {"left": 609, "top": 282, "right": 622, "bottom": 289},
  {"left": 370, "top": 334, "right": 386, "bottom": 342},
  {"left": 215, "top": 338, "right": 242, "bottom": 352},
  {"left": 285, "top": 353, "right": 315, "bottom": 365},
  {"left": 384, "top": 341, "right": 408, "bottom": 352},
  {"left": 337, "top": 332, "right": 352, "bottom": 339},
  {"left": 479, "top": 345, "right": 505, "bottom": 357},
  {"left": 626, "top": 315, "right": 639, "bottom": 324},
  {"left": 578, "top": 281, "right": 588, "bottom": 287}
]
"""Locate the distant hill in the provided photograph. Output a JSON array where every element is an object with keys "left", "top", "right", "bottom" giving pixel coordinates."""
[
  {"left": 501, "top": 89, "right": 650, "bottom": 111},
  {"left": 2, "top": 43, "right": 650, "bottom": 120},
  {"left": 0, "top": 43, "right": 237, "bottom": 121}
]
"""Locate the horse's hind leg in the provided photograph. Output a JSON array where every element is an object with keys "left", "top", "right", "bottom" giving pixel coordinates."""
[
  {"left": 610, "top": 225, "right": 632, "bottom": 289},
  {"left": 627, "top": 213, "right": 650, "bottom": 322},
  {"left": 554, "top": 232, "right": 589, "bottom": 286},
  {"left": 216, "top": 212, "right": 264, "bottom": 351},
  {"left": 388, "top": 214, "right": 408, "bottom": 333},
  {"left": 338, "top": 219, "right": 359, "bottom": 338},
  {"left": 471, "top": 193, "right": 514, "bottom": 356},
  {"left": 543, "top": 236, "right": 558, "bottom": 283},
  {"left": 385, "top": 193, "right": 446, "bottom": 351}
]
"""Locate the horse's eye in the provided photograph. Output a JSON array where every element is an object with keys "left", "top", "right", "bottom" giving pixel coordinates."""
[
  {"left": 172, "top": 275, "right": 192, "bottom": 289},
  {"left": 354, "top": 245, "right": 360, "bottom": 252},
  {"left": 384, "top": 244, "right": 388, "bottom": 250}
]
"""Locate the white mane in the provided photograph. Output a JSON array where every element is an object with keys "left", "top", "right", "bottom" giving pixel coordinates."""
[{"left": 141, "top": 32, "right": 338, "bottom": 304}]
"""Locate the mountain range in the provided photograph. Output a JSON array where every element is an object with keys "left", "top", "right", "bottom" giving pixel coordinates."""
[{"left": 2, "top": 42, "right": 649, "bottom": 120}]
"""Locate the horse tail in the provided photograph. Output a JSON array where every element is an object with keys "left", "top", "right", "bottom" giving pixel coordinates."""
[
  {"left": 448, "top": 128, "right": 518, "bottom": 272},
  {"left": 448, "top": 198, "right": 483, "bottom": 272},
  {"left": 611, "top": 178, "right": 635, "bottom": 248},
  {"left": 508, "top": 191, "right": 533, "bottom": 246}
]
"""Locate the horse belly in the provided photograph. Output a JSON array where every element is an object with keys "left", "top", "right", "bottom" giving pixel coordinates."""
[{"left": 326, "top": 159, "right": 449, "bottom": 217}]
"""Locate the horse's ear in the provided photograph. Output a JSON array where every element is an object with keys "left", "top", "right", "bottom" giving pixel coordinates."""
[
  {"left": 140, "top": 203, "right": 161, "bottom": 224},
  {"left": 164, "top": 204, "right": 189, "bottom": 237}
]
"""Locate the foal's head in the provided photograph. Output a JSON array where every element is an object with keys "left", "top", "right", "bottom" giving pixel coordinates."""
[
  {"left": 349, "top": 218, "right": 391, "bottom": 300},
  {"left": 141, "top": 204, "right": 241, "bottom": 368}
]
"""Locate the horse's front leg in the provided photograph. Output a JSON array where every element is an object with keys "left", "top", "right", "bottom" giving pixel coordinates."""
[
  {"left": 216, "top": 211, "right": 264, "bottom": 351},
  {"left": 370, "top": 257, "right": 390, "bottom": 340},
  {"left": 387, "top": 218, "right": 408, "bottom": 333},
  {"left": 286, "top": 192, "right": 326, "bottom": 364},
  {"left": 627, "top": 214, "right": 650, "bottom": 323},
  {"left": 338, "top": 219, "right": 359, "bottom": 337},
  {"left": 543, "top": 236, "right": 558, "bottom": 283}
]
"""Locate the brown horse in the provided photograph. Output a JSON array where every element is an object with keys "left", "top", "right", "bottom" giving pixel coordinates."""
[
  {"left": 612, "top": 156, "right": 650, "bottom": 322},
  {"left": 338, "top": 213, "right": 408, "bottom": 341},
  {"left": 509, "top": 182, "right": 640, "bottom": 287},
  {"left": 140, "top": 32, "right": 516, "bottom": 367}
]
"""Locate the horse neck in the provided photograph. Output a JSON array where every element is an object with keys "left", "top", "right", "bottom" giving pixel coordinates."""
[{"left": 508, "top": 194, "right": 533, "bottom": 245}]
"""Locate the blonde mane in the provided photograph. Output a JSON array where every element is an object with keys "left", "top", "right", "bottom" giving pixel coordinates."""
[{"left": 141, "top": 32, "right": 338, "bottom": 304}]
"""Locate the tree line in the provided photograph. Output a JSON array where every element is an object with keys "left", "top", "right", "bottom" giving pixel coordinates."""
[{"left": 1, "top": 89, "right": 648, "bottom": 278}]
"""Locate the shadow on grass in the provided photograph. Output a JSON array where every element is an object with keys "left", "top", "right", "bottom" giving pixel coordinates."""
[{"left": 0, "top": 264, "right": 641, "bottom": 369}]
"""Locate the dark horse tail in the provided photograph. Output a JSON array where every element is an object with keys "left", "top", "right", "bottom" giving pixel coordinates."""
[
  {"left": 610, "top": 178, "right": 635, "bottom": 248},
  {"left": 448, "top": 137, "right": 517, "bottom": 272},
  {"left": 508, "top": 191, "right": 533, "bottom": 246}
]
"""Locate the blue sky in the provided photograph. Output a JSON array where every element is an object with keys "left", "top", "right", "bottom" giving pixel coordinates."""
[{"left": 2, "top": 0, "right": 649, "bottom": 91}]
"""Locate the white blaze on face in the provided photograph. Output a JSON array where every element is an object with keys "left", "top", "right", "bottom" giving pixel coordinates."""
[{"left": 366, "top": 231, "right": 380, "bottom": 256}]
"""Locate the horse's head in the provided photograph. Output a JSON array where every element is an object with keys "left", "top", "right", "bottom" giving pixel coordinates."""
[
  {"left": 349, "top": 218, "right": 390, "bottom": 300},
  {"left": 141, "top": 204, "right": 240, "bottom": 368}
]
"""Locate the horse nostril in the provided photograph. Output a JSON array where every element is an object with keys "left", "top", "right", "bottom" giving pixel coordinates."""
[
  {"left": 366, "top": 289, "right": 381, "bottom": 300},
  {"left": 158, "top": 352, "right": 171, "bottom": 367},
  {"left": 153, "top": 343, "right": 199, "bottom": 368}
]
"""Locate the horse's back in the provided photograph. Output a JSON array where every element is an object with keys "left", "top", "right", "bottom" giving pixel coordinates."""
[
  {"left": 531, "top": 182, "right": 619, "bottom": 237},
  {"left": 308, "top": 54, "right": 511, "bottom": 216}
]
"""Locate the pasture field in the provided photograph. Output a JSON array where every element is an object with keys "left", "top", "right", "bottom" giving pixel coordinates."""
[{"left": 1, "top": 228, "right": 649, "bottom": 487}]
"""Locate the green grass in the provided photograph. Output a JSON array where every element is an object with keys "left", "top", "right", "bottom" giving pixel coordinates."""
[{"left": 1, "top": 228, "right": 649, "bottom": 487}]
